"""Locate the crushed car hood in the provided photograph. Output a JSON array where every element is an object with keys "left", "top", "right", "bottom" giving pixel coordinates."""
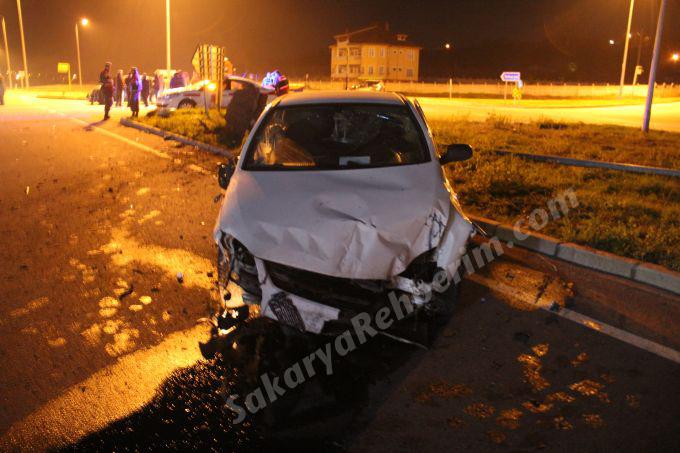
[{"left": 215, "top": 162, "right": 458, "bottom": 280}]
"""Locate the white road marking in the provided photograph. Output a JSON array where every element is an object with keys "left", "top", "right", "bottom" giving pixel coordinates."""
[
  {"left": 551, "top": 306, "right": 680, "bottom": 364},
  {"left": 468, "top": 273, "right": 680, "bottom": 364},
  {"left": 0, "top": 324, "right": 210, "bottom": 451},
  {"left": 31, "top": 100, "right": 213, "bottom": 174},
  {"left": 67, "top": 116, "right": 173, "bottom": 160}
]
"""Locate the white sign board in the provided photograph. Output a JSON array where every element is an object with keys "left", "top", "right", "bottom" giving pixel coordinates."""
[{"left": 500, "top": 71, "right": 521, "bottom": 82}]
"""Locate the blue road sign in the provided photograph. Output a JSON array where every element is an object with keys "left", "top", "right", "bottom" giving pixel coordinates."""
[{"left": 500, "top": 71, "right": 521, "bottom": 82}]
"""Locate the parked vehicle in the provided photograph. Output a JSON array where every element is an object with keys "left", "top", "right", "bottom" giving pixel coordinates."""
[
  {"left": 88, "top": 87, "right": 104, "bottom": 105},
  {"left": 213, "top": 91, "right": 476, "bottom": 335},
  {"left": 156, "top": 75, "right": 276, "bottom": 111},
  {"left": 351, "top": 80, "right": 385, "bottom": 92}
]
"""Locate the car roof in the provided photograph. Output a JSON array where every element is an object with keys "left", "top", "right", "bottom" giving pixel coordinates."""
[
  {"left": 277, "top": 90, "right": 405, "bottom": 107},
  {"left": 226, "top": 75, "right": 259, "bottom": 85}
]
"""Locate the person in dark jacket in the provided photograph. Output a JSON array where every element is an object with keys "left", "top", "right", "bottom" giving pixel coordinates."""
[
  {"left": 224, "top": 83, "right": 262, "bottom": 148},
  {"left": 0, "top": 74, "right": 5, "bottom": 106},
  {"left": 169, "top": 70, "right": 186, "bottom": 89},
  {"left": 152, "top": 71, "right": 163, "bottom": 102},
  {"left": 114, "top": 70, "right": 124, "bottom": 107},
  {"left": 141, "top": 73, "right": 150, "bottom": 107},
  {"left": 99, "top": 62, "right": 114, "bottom": 119},
  {"left": 127, "top": 67, "right": 142, "bottom": 117}
]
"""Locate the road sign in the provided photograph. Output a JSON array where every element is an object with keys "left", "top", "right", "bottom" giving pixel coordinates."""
[
  {"left": 57, "top": 62, "right": 71, "bottom": 90},
  {"left": 500, "top": 71, "right": 521, "bottom": 82},
  {"left": 192, "top": 44, "right": 227, "bottom": 115}
]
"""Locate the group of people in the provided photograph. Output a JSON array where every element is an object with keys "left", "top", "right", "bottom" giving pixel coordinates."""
[{"left": 98, "top": 62, "right": 165, "bottom": 120}]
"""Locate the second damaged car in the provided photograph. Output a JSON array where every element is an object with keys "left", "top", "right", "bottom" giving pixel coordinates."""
[{"left": 214, "top": 91, "right": 475, "bottom": 335}]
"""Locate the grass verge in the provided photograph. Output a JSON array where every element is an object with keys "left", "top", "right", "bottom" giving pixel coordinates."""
[
  {"left": 136, "top": 109, "right": 227, "bottom": 147},
  {"left": 435, "top": 117, "right": 680, "bottom": 271},
  {"left": 430, "top": 114, "right": 680, "bottom": 169}
]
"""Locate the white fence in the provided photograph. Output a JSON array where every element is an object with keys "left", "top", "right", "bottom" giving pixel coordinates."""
[{"left": 294, "top": 79, "right": 680, "bottom": 98}]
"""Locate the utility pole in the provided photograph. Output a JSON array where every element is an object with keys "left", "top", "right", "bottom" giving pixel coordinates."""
[
  {"left": 618, "top": 0, "right": 635, "bottom": 96},
  {"left": 642, "top": 0, "right": 668, "bottom": 132},
  {"left": 16, "top": 0, "right": 29, "bottom": 88},
  {"left": 166, "top": 0, "right": 171, "bottom": 72},
  {"left": 1, "top": 15, "right": 12, "bottom": 89}
]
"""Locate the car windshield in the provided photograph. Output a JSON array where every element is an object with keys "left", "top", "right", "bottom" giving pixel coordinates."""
[{"left": 242, "top": 104, "right": 430, "bottom": 170}]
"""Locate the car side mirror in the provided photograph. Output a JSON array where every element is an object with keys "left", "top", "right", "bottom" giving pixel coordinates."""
[
  {"left": 217, "top": 163, "right": 234, "bottom": 190},
  {"left": 439, "top": 144, "right": 473, "bottom": 165}
]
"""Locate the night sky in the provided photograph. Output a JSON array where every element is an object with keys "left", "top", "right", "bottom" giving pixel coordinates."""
[{"left": 0, "top": 0, "right": 678, "bottom": 83}]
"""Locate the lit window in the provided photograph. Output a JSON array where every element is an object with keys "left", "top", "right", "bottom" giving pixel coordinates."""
[
  {"left": 368, "top": 47, "right": 375, "bottom": 57},
  {"left": 368, "top": 66, "right": 374, "bottom": 75},
  {"left": 380, "top": 48, "right": 385, "bottom": 58}
]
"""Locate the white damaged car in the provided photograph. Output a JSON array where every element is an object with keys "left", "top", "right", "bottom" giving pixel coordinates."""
[{"left": 214, "top": 91, "right": 475, "bottom": 335}]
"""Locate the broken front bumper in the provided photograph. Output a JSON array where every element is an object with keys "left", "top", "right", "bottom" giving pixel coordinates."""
[{"left": 218, "top": 236, "right": 458, "bottom": 335}]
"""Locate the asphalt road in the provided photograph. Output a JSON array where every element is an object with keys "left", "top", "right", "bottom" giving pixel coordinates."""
[
  {"left": 0, "top": 93, "right": 678, "bottom": 451},
  {"left": 415, "top": 97, "right": 680, "bottom": 132}
]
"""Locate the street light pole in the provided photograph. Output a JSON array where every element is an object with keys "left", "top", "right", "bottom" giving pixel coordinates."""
[
  {"left": 1, "top": 15, "right": 12, "bottom": 89},
  {"left": 642, "top": 0, "right": 668, "bottom": 132},
  {"left": 166, "top": 0, "right": 171, "bottom": 71},
  {"left": 618, "top": 0, "right": 635, "bottom": 97},
  {"left": 16, "top": 0, "right": 29, "bottom": 88},
  {"left": 75, "top": 23, "right": 82, "bottom": 88}
]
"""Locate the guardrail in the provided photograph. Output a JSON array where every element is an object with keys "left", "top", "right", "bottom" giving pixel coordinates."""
[{"left": 294, "top": 80, "right": 680, "bottom": 98}]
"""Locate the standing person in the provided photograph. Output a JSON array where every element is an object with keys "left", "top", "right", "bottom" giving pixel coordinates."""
[
  {"left": 125, "top": 69, "right": 132, "bottom": 106},
  {"left": 170, "top": 70, "right": 186, "bottom": 89},
  {"left": 99, "top": 62, "right": 114, "bottom": 120},
  {"left": 152, "top": 71, "right": 163, "bottom": 102},
  {"left": 0, "top": 74, "right": 5, "bottom": 106},
  {"left": 127, "top": 67, "right": 142, "bottom": 117},
  {"left": 141, "top": 73, "right": 150, "bottom": 107},
  {"left": 114, "top": 70, "right": 124, "bottom": 107}
]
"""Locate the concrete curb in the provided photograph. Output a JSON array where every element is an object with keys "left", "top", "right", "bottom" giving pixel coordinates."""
[
  {"left": 468, "top": 214, "right": 680, "bottom": 295},
  {"left": 119, "top": 117, "right": 235, "bottom": 158},
  {"left": 490, "top": 150, "right": 680, "bottom": 178},
  {"left": 36, "top": 95, "right": 87, "bottom": 101}
]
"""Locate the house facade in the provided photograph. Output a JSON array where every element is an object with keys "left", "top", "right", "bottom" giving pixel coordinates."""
[{"left": 329, "top": 23, "right": 420, "bottom": 82}]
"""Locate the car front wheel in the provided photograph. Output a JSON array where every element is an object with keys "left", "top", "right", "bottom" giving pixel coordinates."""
[{"left": 177, "top": 99, "right": 196, "bottom": 109}]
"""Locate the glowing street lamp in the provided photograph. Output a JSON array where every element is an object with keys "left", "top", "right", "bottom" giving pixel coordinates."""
[
  {"left": 672, "top": 53, "right": 679, "bottom": 63},
  {"left": 16, "top": 0, "right": 29, "bottom": 88},
  {"left": 642, "top": 0, "right": 669, "bottom": 132},
  {"left": 618, "top": 0, "right": 635, "bottom": 97},
  {"left": 75, "top": 18, "right": 89, "bottom": 88},
  {"left": 609, "top": 39, "right": 616, "bottom": 45},
  {"left": 444, "top": 43, "right": 451, "bottom": 50},
  {"left": 166, "top": 0, "right": 171, "bottom": 71},
  {"left": 0, "top": 15, "right": 12, "bottom": 88}
]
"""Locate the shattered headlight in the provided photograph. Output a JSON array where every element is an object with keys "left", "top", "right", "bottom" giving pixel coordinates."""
[{"left": 399, "top": 249, "right": 437, "bottom": 283}]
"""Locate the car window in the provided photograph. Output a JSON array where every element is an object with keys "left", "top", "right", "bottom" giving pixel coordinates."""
[{"left": 242, "top": 104, "right": 430, "bottom": 171}]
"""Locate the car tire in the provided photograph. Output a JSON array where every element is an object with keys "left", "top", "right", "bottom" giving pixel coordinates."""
[{"left": 177, "top": 99, "right": 196, "bottom": 109}]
